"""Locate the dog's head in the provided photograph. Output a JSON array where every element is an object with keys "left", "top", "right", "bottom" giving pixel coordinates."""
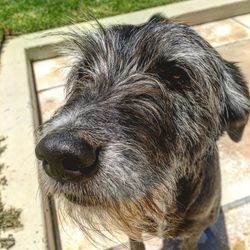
[{"left": 35, "top": 16, "right": 250, "bottom": 239}]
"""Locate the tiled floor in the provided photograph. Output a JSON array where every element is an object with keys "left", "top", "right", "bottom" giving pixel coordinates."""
[
  {"left": 194, "top": 18, "right": 250, "bottom": 47},
  {"left": 33, "top": 14, "right": 250, "bottom": 250}
]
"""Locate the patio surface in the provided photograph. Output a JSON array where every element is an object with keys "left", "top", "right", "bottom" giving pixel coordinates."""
[{"left": 31, "top": 13, "right": 250, "bottom": 250}]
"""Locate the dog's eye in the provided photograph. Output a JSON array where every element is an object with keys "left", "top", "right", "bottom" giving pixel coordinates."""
[
  {"left": 173, "top": 75, "right": 181, "bottom": 80},
  {"left": 162, "top": 65, "right": 188, "bottom": 87},
  {"left": 165, "top": 66, "right": 187, "bottom": 83},
  {"left": 151, "top": 60, "right": 190, "bottom": 89}
]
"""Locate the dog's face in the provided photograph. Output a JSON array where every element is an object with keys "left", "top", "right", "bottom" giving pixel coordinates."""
[{"left": 35, "top": 18, "right": 249, "bottom": 238}]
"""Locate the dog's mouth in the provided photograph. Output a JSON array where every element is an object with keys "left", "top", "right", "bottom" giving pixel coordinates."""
[{"left": 64, "top": 193, "right": 102, "bottom": 206}]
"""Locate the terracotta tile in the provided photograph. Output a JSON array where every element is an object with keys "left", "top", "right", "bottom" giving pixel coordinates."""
[
  {"left": 235, "top": 14, "right": 250, "bottom": 29},
  {"left": 33, "top": 56, "right": 71, "bottom": 91},
  {"left": 219, "top": 124, "right": 250, "bottom": 206},
  {"left": 217, "top": 39, "right": 250, "bottom": 82},
  {"left": 204, "top": 203, "right": 250, "bottom": 250},
  {"left": 216, "top": 40, "right": 250, "bottom": 205},
  {"left": 38, "top": 86, "right": 65, "bottom": 122},
  {"left": 194, "top": 19, "right": 250, "bottom": 47},
  {"left": 224, "top": 203, "right": 250, "bottom": 249}
]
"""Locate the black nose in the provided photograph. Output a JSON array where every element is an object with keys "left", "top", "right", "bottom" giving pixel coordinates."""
[{"left": 35, "top": 132, "right": 98, "bottom": 181}]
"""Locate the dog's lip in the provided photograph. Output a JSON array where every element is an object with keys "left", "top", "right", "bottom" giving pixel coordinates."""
[{"left": 64, "top": 193, "right": 101, "bottom": 206}]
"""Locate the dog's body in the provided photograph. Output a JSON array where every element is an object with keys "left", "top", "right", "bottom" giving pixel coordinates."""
[{"left": 35, "top": 16, "right": 250, "bottom": 249}]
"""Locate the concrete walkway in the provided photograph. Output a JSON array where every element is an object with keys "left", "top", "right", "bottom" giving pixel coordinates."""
[{"left": 32, "top": 14, "right": 250, "bottom": 250}]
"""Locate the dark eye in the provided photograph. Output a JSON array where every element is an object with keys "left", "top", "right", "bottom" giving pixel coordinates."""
[
  {"left": 165, "top": 65, "right": 187, "bottom": 83},
  {"left": 151, "top": 60, "right": 190, "bottom": 89}
]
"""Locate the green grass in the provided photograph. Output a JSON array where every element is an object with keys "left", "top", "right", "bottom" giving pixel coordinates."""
[{"left": 0, "top": 0, "right": 182, "bottom": 40}]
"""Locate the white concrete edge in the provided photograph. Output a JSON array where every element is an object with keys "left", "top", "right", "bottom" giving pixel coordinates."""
[
  {"left": 0, "top": 39, "right": 48, "bottom": 250},
  {"left": 0, "top": 0, "right": 250, "bottom": 249}
]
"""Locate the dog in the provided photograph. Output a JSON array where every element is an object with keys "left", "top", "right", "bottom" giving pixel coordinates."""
[{"left": 35, "top": 15, "right": 250, "bottom": 249}]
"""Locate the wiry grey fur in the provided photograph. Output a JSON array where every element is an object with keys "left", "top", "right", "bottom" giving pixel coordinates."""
[{"left": 37, "top": 16, "right": 250, "bottom": 249}]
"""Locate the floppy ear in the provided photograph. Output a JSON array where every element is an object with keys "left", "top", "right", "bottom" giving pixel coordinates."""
[{"left": 222, "top": 61, "right": 250, "bottom": 142}]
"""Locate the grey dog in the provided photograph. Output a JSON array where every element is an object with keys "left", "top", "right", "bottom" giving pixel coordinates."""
[{"left": 35, "top": 15, "right": 250, "bottom": 249}]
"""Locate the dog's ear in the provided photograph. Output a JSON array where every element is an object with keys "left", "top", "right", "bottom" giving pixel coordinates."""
[
  {"left": 222, "top": 61, "right": 250, "bottom": 142},
  {"left": 148, "top": 14, "right": 168, "bottom": 23}
]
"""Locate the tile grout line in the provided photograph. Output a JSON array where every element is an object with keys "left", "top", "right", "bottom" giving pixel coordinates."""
[
  {"left": 232, "top": 17, "right": 250, "bottom": 30},
  {"left": 214, "top": 37, "right": 250, "bottom": 49}
]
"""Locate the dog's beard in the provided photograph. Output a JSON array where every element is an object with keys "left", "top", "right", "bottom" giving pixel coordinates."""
[
  {"left": 54, "top": 178, "right": 180, "bottom": 246},
  {"left": 39, "top": 166, "right": 180, "bottom": 244}
]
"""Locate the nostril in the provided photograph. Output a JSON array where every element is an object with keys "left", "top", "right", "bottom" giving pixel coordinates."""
[
  {"left": 42, "top": 159, "right": 56, "bottom": 178},
  {"left": 61, "top": 147, "right": 100, "bottom": 176},
  {"left": 62, "top": 157, "right": 82, "bottom": 172}
]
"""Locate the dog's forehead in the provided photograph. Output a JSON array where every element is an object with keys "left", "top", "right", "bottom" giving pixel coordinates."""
[
  {"left": 73, "top": 21, "right": 212, "bottom": 71},
  {"left": 108, "top": 22, "right": 192, "bottom": 46},
  {"left": 104, "top": 22, "right": 189, "bottom": 55}
]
